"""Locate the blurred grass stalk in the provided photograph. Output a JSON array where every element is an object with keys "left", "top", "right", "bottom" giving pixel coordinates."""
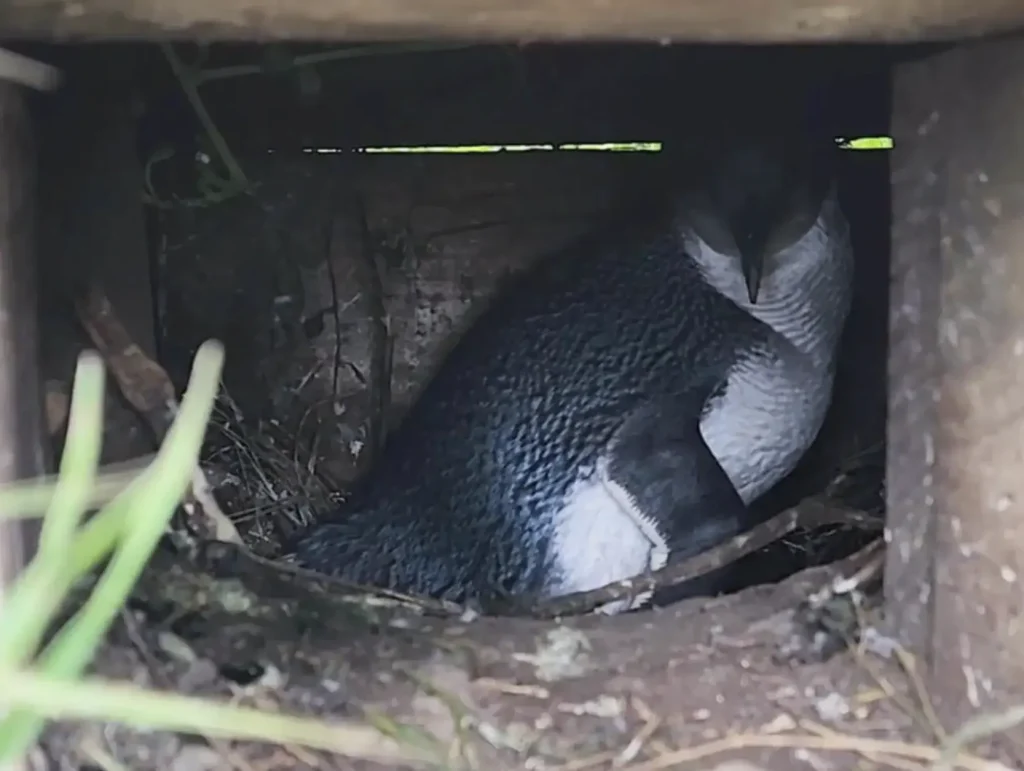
[
  {"left": 0, "top": 341, "right": 224, "bottom": 763},
  {"left": 0, "top": 340, "right": 436, "bottom": 769}
]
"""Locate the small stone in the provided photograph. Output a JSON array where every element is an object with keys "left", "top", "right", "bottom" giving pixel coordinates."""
[{"left": 170, "top": 745, "right": 223, "bottom": 771}]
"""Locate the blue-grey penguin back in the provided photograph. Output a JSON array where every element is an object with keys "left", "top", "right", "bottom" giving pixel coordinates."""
[{"left": 292, "top": 203, "right": 763, "bottom": 606}]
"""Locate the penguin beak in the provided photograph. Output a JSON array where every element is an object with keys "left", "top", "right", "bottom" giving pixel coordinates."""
[{"left": 737, "top": 235, "right": 766, "bottom": 305}]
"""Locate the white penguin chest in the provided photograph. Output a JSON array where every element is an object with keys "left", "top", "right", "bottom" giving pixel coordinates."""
[
  {"left": 700, "top": 347, "right": 833, "bottom": 504},
  {"left": 683, "top": 200, "right": 853, "bottom": 504}
]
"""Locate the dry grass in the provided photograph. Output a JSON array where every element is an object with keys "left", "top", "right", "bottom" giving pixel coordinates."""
[
  {"left": 534, "top": 626, "right": 1018, "bottom": 771},
  {"left": 200, "top": 388, "right": 339, "bottom": 556}
]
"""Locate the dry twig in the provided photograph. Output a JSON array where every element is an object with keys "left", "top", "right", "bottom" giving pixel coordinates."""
[
  {"left": 619, "top": 729, "right": 1010, "bottom": 771},
  {"left": 354, "top": 197, "right": 394, "bottom": 465},
  {"left": 936, "top": 704, "right": 1024, "bottom": 771},
  {"left": 74, "top": 282, "right": 242, "bottom": 545}
]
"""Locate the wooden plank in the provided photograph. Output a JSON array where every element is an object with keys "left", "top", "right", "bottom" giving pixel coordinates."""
[
  {"left": 192, "top": 45, "right": 895, "bottom": 153},
  {"left": 0, "top": 0, "right": 1022, "bottom": 43},
  {"left": 34, "top": 65, "right": 159, "bottom": 468},
  {"left": 888, "top": 37, "right": 1024, "bottom": 755},
  {"left": 887, "top": 47, "right": 943, "bottom": 665},
  {"left": 51, "top": 85, "right": 156, "bottom": 361},
  {"left": 0, "top": 82, "right": 44, "bottom": 602}
]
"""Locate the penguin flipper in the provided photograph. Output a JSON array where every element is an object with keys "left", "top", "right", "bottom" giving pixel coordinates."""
[{"left": 602, "top": 397, "right": 749, "bottom": 574}]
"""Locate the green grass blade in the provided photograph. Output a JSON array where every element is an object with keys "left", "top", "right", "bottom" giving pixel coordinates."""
[
  {"left": 2, "top": 669, "right": 438, "bottom": 767},
  {"left": 0, "top": 355, "right": 109, "bottom": 667},
  {"left": 37, "top": 353, "right": 105, "bottom": 556},
  {"left": 0, "top": 341, "right": 225, "bottom": 762},
  {"left": 0, "top": 467, "right": 143, "bottom": 521}
]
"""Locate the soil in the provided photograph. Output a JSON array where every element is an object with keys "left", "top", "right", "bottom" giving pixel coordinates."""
[{"left": 38, "top": 540, "right": 941, "bottom": 771}]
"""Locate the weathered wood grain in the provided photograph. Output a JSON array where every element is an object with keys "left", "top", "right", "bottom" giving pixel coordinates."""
[
  {"left": 0, "top": 0, "right": 1022, "bottom": 42},
  {"left": 888, "top": 36, "right": 1024, "bottom": 760}
]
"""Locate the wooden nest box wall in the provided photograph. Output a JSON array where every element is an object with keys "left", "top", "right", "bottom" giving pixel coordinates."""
[{"left": 0, "top": 2, "right": 1021, "bottom": 768}]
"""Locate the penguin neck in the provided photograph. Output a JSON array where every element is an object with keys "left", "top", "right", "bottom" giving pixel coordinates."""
[{"left": 682, "top": 192, "right": 853, "bottom": 369}]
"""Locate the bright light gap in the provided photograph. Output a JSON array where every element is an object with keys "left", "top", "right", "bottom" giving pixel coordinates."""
[{"left": 267, "top": 137, "right": 894, "bottom": 156}]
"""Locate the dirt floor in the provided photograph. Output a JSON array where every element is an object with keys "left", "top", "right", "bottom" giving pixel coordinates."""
[{"left": 37, "top": 536, "right": 971, "bottom": 771}]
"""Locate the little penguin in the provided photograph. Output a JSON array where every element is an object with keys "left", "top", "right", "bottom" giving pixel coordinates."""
[{"left": 291, "top": 129, "right": 854, "bottom": 614}]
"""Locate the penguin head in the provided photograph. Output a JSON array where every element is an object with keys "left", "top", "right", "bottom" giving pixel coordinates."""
[{"left": 675, "top": 125, "right": 839, "bottom": 305}]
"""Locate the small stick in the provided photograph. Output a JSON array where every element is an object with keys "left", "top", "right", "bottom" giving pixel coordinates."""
[
  {"left": 74, "top": 283, "right": 242, "bottom": 546},
  {"left": 75, "top": 284, "right": 177, "bottom": 437},
  {"left": 527, "top": 498, "right": 882, "bottom": 618},
  {"left": 355, "top": 198, "right": 394, "bottom": 464}
]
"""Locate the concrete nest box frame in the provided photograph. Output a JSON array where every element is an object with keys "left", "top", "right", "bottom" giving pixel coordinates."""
[{"left": 0, "top": 6, "right": 1022, "bottom": 771}]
